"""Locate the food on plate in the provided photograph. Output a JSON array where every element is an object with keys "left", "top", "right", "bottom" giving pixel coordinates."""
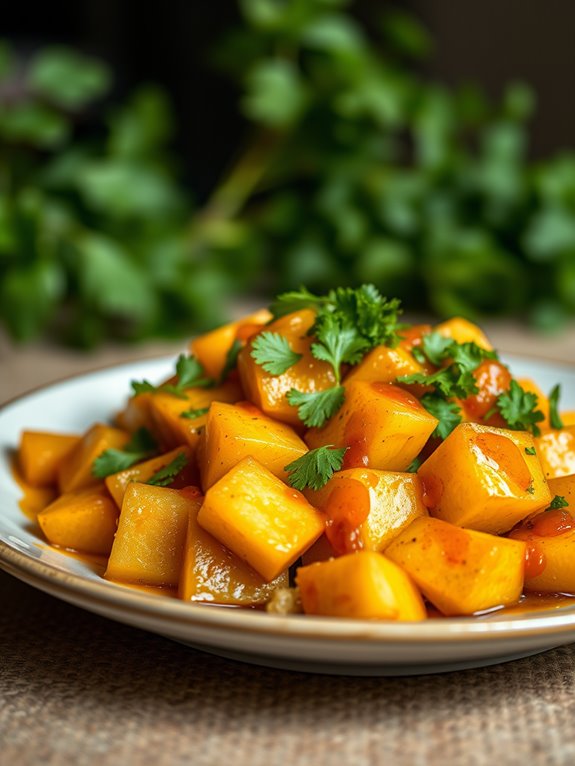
[{"left": 13, "top": 285, "right": 575, "bottom": 621}]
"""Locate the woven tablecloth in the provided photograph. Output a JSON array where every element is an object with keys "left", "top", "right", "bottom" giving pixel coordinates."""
[{"left": 2, "top": 326, "right": 575, "bottom": 766}]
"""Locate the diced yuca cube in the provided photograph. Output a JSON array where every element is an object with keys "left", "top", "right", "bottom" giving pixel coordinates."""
[
  {"left": 58, "top": 423, "right": 130, "bottom": 494},
  {"left": 418, "top": 422, "right": 551, "bottom": 534},
  {"left": 305, "top": 381, "right": 438, "bottom": 472},
  {"left": 199, "top": 401, "right": 308, "bottom": 490},
  {"left": 190, "top": 308, "right": 271, "bottom": 380},
  {"left": 197, "top": 456, "right": 324, "bottom": 581},
  {"left": 296, "top": 552, "right": 426, "bottom": 621},
  {"left": 535, "top": 426, "right": 575, "bottom": 480},
  {"left": 115, "top": 393, "right": 155, "bottom": 435},
  {"left": 38, "top": 487, "right": 119, "bottom": 554},
  {"left": 385, "top": 516, "right": 526, "bottom": 615},
  {"left": 306, "top": 469, "right": 427, "bottom": 554},
  {"left": 148, "top": 381, "right": 242, "bottom": 451},
  {"left": 343, "top": 345, "right": 428, "bottom": 391},
  {"left": 509, "top": 506, "right": 575, "bottom": 593},
  {"left": 105, "top": 446, "right": 197, "bottom": 508},
  {"left": 237, "top": 309, "right": 337, "bottom": 426},
  {"left": 179, "top": 492, "right": 288, "bottom": 604},
  {"left": 548, "top": 473, "right": 575, "bottom": 507},
  {"left": 19, "top": 431, "right": 80, "bottom": 487},
  {"left": 106, "top": 483, "right": 193, "bottom": 587},
  {"left": 435, "top": 317, "right": 493, "bottom": 350},
  {"left": 561, "top": 411, "right": 575, "bottom": 426}
]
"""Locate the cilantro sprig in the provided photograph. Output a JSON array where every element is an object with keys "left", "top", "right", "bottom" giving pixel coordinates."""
[
  {"left": 284, "top": 446, "right": 347, "bottom": 491},
  {"left": 131, "top": 354, "right": 214, "bottom": 399},
  {"left": 492, "top": 380, "right": 545, "bottom": 436},
  {"left": 251, "top": 332, "right": 302, "bottom": 374},
  {"left": 146, "top": 452, "right": 188, "bottom": 487},
  {"left": 547, "top": 495, "right": 569, "bottom": 511},
  {"left": 92, "top": 428, "right": 157, "bottom": 478},
  {"left": 286, "top": 387, "right": 346, "bottom": 428},
  {"left": 180, "top": 406, "right": 210, "bottom": 420},
  {"left": 549, "top": 384, "right": 564, "bottom": 430}
]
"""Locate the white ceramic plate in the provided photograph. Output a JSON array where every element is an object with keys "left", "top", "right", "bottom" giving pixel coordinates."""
[{"left": 2, "top": 355, "right": 575, "bottom": 676}]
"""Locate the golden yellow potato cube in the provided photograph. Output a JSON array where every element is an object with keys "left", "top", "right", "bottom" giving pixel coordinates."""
[
  {"left": 548, "top": 474, "right": 575, "bottom": 507},
  {"left": 19, "top": 431, "right": 80, "bottom": 487},
  {"left": 106, "top": 483, "right": 192, "bottom": 587},
  {"left": 58, "top": 423, "right": 130, "bottom": 494},
  {"left": 38, "top": 487, "right": 119, "bottom": 555},
  {"left": 199, "top": 401, "right": 307, "bottom": 490},
  {"left": 435, "top": 317, "right": 493, "bottom": 350},
  {"left": 105, "top": 446, "right": 197, "bottom": 508},
  {"left": 535, "top": 426, "right": 575, "bottom": 480},
  {"left": 190, "top": 308, "right": 271, "bottom": 380},
  {"left": 418, "top": 422, "right": 551, "bottom": 534},
  {"left": 237, "top": 309, "right": 337, "bottom": 426},
  {"left": 197, "top": 456, "right": 324, "bottom": 581},
  {"left": 296, "top": 552, "right": 426, "bottom": 620},
  {"left": 115, "top": 393, "right": 155, "bottom": 435},
  {"left": 386, "top": 517, "right": 525, "bottom": 615},
  {"left": 305, "top": 381, "right": 438, "bottom": 472},
  {"left": 306, "top": 468, "right": 427, "bottom": 555},
  {"left": 561, "top": 411, "right": 575, "bottom": 426},
  {"left": 179, "top": 491, "right": 288, "bottom": 604},
  {"left": 343, "top": 345, "right": 427, "bottom": 388},
  {"left": 149, "top": 381, "right": 242, "bottom": 451}
]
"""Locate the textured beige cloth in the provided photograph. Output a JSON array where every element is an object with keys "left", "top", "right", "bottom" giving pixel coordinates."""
[{"left": 2, "top": 328, "right": 575, "bottom": 766}]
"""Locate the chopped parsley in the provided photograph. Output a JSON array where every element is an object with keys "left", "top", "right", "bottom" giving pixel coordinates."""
[
  {"left": 219, "top": 339, "right": 243, "bottom": 383},
  {"left": 284, "top": 446, "right": 347, "bottom": 491},
  {"left": 92, "top": 428, "right": 157, "bottom": 478},
  {"left": 419, "top": 394, "right": 463, "bottom": 440},
  {"left": 146, "top": 452, "right": 188, "bottom": 487},
  {"left": 525, "top": 446, "right": 537, "bottom": 455},
  {"left": 286, "top": 386, "right": 346, "bottom": 429},
  {"left": 131, "top": 354, "right": 213, "bottom": 399},
  {"left": 548, "top": 384, "right": 564, "bottom": 430},
  {"left": 547, "top": 495, "right": 569, "bottom": 510},
  {"left": 250, "top": 332, "right": 302, "bottom": 375},
  {"left": 180, "top": 406, "right": 210, "bottom": 420},
  {"left": 494, "top": 380, "right": 545, "bottom": 436}
]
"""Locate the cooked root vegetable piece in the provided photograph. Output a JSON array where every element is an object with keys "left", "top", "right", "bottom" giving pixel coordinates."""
[
  {"left": 305, "top": 381, "right": 438, "bottom": 472},
  {"left": 343, "top": 345, "right": 429, "bottom": 393},
  {"left": 418, "top": 422, "right": 551, "bottom": 534},
  {"left": 237, "top": 309, "right": 337, "bottom": 426},
  {"left": 461, "top": 360, "right": 512, "bottom": 427},
  {"left": 179, "top": 493, "right": 288, "bottom": 604},
  {"left": 58, "top": 424, "right": 130, "bottom": 494},
  {"left": 385, "top": 517, "right": 525, "bottom": 615},
  {"left": 562, "top": 411, "right": 575, "bottom": 426},
  {"left": 190, "top": 309, "right": 271, "bottom": 380},
  {"left": 115, "top": 393, "right": 155, "bottom": 435},
  {"left": 19, "top": 431, "right": 80, "bottom": 487},
  {"left": 199, "top": 401, "right": 308, "bottom": 490},
  {"left": 198, "top": 456, "right": 324, "bottom": 581},
  {"left": 106, "top": 483, "right": 192, "bottom": 586},
  {"left": 296, "top": 551, "right": 426, "bottom": 620},
  {"left": 548, "top": 474, "right": 575, "bottom": 508},
  {"left": 38, "top": 487, "right": 119, "bottom": 554},
  {"left": 435, "top": 317, "right": 493, "bottom": 350},
  {"left": 11, "top": 458, "right": 56, "bottom": 517},
  {"left": 149, "top": 381, "right": 242, "bottom": 451},
  {"left": 306, "top": 469, "right": 427, "bottom": 555},
  {"left": 509, "top": 506, "right": 575, "bottom": 592},
  {"left": 534, "top": 426, "right": 575, "bottom": 480},
  {"left": 105, "top": 446, "right": 197, "bottom": 508}
]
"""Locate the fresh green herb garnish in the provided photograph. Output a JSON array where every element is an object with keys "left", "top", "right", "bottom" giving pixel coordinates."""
[
  {"left": 406, "top": 457, "right": 422, "bottom": 473},
  {"left": 419, "top": 394, "right": 463, "bottom": 440},
  {"left": 219, "top": 339, "right": 243, "bottom": 383},
  {"left": 180, "top": 406, "right": 210, "bottom": 420},
  {"left": 549, "top": 384, "right": 564, "bottom": 430},
  {"left": 284, "top": 446, "right": 347, "bottom": 491},
  {"left": 131, "top": 354, "right": 213, "bottom": 399},
  {"left": 146, "top": 452, "right": 188, "bottom": 487},
  {"left": 92, "top": 428, "right": 157, "bottom": 478},
  {"left": 494, "top": 380, "right": 545, "bottom": 436},
  {"left": 526, "top": 481, "right": 535, "bottom": 494},
  {"left": 547, "top": 495, "right": 569, "bottom": 510},
  {"left": 286, "top": 387, "right": 346, "bottom": 429},
  {"left": 525, "top": 446, "right": 537, "bottom": 455},
  {"left": 251, "top": 331, "right": 302, "bottom": 375}
]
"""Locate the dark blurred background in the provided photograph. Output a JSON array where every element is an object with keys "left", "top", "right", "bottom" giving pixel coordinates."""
[{"left": 2, "top": 0, "right": 575, "bottom": 345}]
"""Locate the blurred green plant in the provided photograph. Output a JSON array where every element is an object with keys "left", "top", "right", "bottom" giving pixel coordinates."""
[{"left": 2, "top": 1, "right": 575, "bottom": 346}]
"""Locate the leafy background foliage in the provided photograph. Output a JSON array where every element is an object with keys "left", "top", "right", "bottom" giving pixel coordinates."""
[{"left": 1, "top": 0, "right": 574, "bottom": 346}]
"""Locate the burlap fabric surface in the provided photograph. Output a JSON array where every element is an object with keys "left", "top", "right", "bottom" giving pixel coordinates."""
[{"left": 2, "top": 329, "right": 575, "bottom": 766}]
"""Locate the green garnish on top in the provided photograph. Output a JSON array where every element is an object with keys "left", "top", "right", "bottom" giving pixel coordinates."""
[
  {"left": 548, "top": 384, "right": 564, "bottom": 430},
  {"left": 146, "top": 452, "right": 188, "bottom": 487},
  {"left": 284, "top": 445, "right": 347, "bottom": 491},
  {"left": 131, "top": 354, "right": 213, "bottom": 399},
  {"left": 251, "top": 331, "right": 302, "bottom": 375},
  {"left": 92, "top": 428, "right": 157, "bottom": 478},
  {"left": 547, "top": 495, "right": 569, "bottom": 510},
  {"left": 493, "top": 380, "right": 545, "bottom": 436}
]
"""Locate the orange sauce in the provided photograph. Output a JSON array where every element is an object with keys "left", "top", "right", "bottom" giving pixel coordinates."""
[
  {"left": 342, "top": 411, "right": 370, "bottom": 470},
  {"left": 323, "top": 480, "right": 371, "bottom": 555},
  {"left": 11, "top": 456, "right": 56, "bottom": 519},
  {"left": 472, "top": 432, "right": 532, "bottom": 492},
  {"left": 463, "top": 360, "right": 511, "bottom": 423}
]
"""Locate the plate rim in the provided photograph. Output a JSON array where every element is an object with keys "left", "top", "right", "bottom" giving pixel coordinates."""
[{"left": 2, "top": 353, "right": 575, "bottom": 649}]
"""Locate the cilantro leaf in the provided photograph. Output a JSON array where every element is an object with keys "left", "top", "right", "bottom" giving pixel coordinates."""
[
  {"left": 131, "top": 354, "right": 213, "bottom": 399},
  {"left": 495, "top": 380, "right": 545, "bottom": 436},
  {"left": 548, "top": 384, "right": 564, "bottom": 430},
  {"left": 180, "top": 406, "right": 210, "bottom": 420},
  {"left": 420, "top": 394, "right": 463, "bottom": 440},
  {"left": 417, "top": 332, "right": 454, "bottom": 366},
  {"left": 287, "top": 386, "right": 345, "bottom": 428},
  {"left": 92, "top": 427, "right": 157, "bottom": 478},
  {"left": 219, "top": 339, "right": 243, "bottom": 383},
  {"left": 525, "top": 446, "right": 537, "bottom": 455},
  {"left": 284, "top": 445, "right": 347, "bottom": 491},
  {"left": 398, "top": 366, "right": 479, "bottom": 400},
  {"left": 269, "top": 287, "right": 328, "bottom": 319},
  {"left": 251, "top": 331, "right": 302, "bottom": 374},
  {"left": 327, "top": 285, "right": 403, "bottom": 349},
  {"left": 406, "top": 457, "right": 422, "bottom": 473},
  {"left": 146, "top": 452, "right": 188, "bottom": 487},
  {"left": 547, "top": 495, "right": 569, "bottom": 510},
  {"left": 311, "top": 313, "right": 370, "bottom": 378},
  {"left": 415, "top": 331, "right": 498, "bottom": 372}
]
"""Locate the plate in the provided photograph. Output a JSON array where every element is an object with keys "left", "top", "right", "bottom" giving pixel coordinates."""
[{"left": 2, "top": 355, "right": 575, "bottom": 676}]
